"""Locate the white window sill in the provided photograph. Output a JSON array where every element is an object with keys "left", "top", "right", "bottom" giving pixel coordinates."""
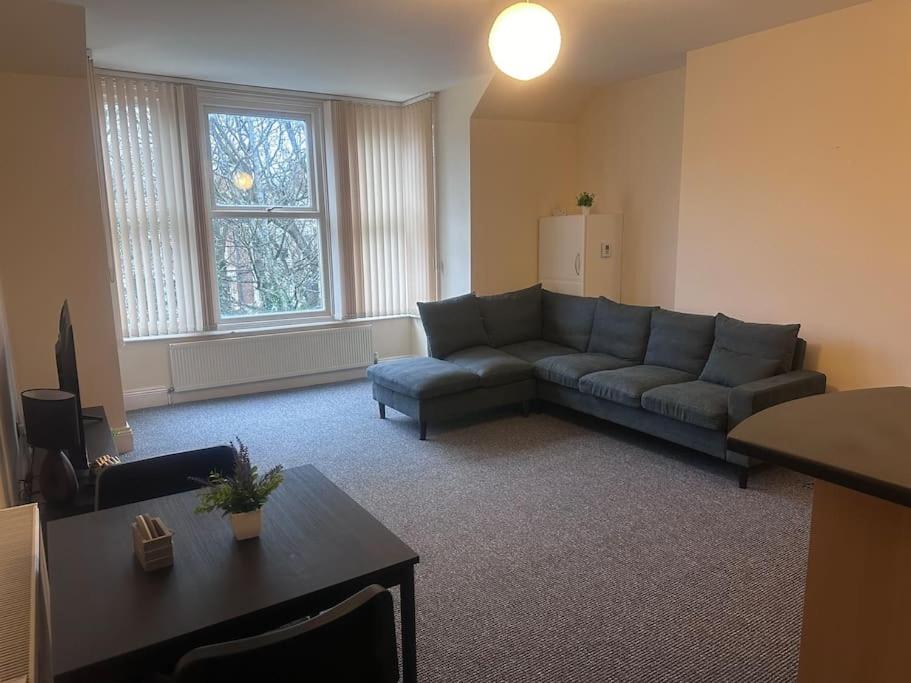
[{"left": 122, "top": 313, "right": 420, "bottom": 345}]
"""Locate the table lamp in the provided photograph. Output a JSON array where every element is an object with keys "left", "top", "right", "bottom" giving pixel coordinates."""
[{"left": 21, "top": 388, "right": 80, "bottom": 503}]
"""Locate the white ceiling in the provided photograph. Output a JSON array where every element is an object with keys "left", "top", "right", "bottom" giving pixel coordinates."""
[{"left": 73, "top": 0, "right": 867, "bottom": 101}]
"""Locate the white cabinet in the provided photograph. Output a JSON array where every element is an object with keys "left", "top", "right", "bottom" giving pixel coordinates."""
[{"left": 538, "top": 214, "right": 623, "bottom": 299}]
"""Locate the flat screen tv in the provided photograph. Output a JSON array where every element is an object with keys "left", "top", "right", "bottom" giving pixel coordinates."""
[{"left": 55, "top": 301, "right": 89, "bottom": 470}]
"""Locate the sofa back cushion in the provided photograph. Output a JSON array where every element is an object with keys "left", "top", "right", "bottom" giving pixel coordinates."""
[
  {"left": 542, "top": 290, "right": 597, "bottom": 352},
  {"left": 698, "top": 349, "right": 781, "bottom": 387},
  {"left": 417, "top": 293, "right": 488, "bottom": 359},
  {"left": 644, "top": 309, "right": 716, "bottom": 375},
  {"left": 699, "top": 313, "right": 800, "bottom": 387},
  {"left": 478, "top": 284, "right": 542, "bottom": 347},
  {"left": 588, "top": 298, "right": 657, "bottom": 362}
]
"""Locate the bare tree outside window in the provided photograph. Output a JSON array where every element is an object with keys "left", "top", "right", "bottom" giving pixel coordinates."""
[
  {"left": 213, "top": 217, "right": 323, "bottom": 317},
  {"left": 206, "top": 111, "right": 325, "bottom": 319}
]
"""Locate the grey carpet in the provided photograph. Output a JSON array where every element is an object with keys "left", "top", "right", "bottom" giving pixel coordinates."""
[{"left": 127, "top": 378, "right": 812, "bottom": 683}]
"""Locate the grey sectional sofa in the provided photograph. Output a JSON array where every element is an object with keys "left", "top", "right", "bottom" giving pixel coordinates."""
[{"left": 367, "top": 285, "right": 826, "bottom": 487}]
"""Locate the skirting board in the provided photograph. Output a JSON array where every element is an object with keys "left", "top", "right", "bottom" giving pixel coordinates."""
[
  {"left": 123, "top": 355, "right": 415, "bottom": 411},
  {"left": 124, "top": 387, "right": 172, "bottom": 411}
]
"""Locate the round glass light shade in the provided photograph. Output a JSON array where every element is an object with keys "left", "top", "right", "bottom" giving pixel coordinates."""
[
  {"left": 232, "top": 170, "right": 254, "bottom": 191},
  {"left": 488, "top": 2, "right": 561, "bottom": 81}
]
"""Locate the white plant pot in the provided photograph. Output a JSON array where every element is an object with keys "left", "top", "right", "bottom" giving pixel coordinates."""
[
  {"left": 229, "top": 508, "right": 262, "bottom": 541},
  {"left": 581, "top": 206, "right": 591, "bottom": 216}
]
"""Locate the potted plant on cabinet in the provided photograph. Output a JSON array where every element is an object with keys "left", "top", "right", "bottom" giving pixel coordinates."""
[
  {"left": 193, "top": 439, "right": 283, "bottom": 541},
  {"left": 576, "top": 191, "right": 595, "bottom": 216}
]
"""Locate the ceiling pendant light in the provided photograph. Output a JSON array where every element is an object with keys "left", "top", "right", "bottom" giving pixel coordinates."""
[{"left": 488, "top": 1, "right": 561, "bottom": 81}]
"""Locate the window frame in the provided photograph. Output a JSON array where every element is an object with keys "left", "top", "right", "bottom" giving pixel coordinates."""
[{"left": 196, "top": 89, "right": 334, "bottom": 328}]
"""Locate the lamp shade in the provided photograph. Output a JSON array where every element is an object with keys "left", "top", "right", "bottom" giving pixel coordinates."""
[
  {"left": 21, "top": 389, "right": 80, "bottom": 451},
  {"left": 488, "top": 2, "right": 561, "bottom": 81}
]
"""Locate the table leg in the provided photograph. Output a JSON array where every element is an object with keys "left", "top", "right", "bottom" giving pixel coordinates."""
[{"left": 401, "top": 565, "right": 417, "bottom": 683}]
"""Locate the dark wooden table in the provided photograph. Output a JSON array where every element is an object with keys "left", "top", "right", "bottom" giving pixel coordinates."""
[
  {"left": 48, "top": 464, "right": 419, "bottom": 682},
  {"left": 728, "top": 388, "right": 911, "bottom": 683},
  {"left": 728, "top": 386, "right": 911, "bottom": 506}
]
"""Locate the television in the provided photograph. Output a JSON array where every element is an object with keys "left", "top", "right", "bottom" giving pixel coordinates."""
[{"left": 54, "top": 301, "right": 89, "bottom": 471}]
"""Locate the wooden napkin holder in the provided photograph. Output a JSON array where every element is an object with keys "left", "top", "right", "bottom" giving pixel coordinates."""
[{"left": 132, "top": 515, "right": 173, "bottom": 571}]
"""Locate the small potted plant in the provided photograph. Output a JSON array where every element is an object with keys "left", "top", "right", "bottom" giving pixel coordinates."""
[
  {"left": 193, "top": 439, "right": 283, "bottom": 541},
  {"left": 576, "top": 191, "right": 595, "bottom": 216}
]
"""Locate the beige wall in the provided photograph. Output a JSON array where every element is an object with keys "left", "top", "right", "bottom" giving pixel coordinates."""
[
  {"left": 675, "top": 0, "right": 911, "bottom": 391},
  {"left": 0, "top": 2, "right": 127, "bottom": 431},
  {"left": 473, "top": 71, "right": 593, "bottom": 124},
  {"left": 470, "top": 117, "right": 579, "bottom": 295},
  {"left": 436, "top": 74, "right": 491, "bottom": 298},
  {"left": 578, "top": 68, "right": 686, "bottom": 308},
  {"left": 468, "top": 69, "right": 685, "bottom": 304}
]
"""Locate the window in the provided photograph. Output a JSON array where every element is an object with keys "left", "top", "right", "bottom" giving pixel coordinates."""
[
  {"left": 95, "top": 72, "right": 438, "bottom": 340},
  {"left": 200, "top": 95, "right": 331, "bottom": 324},
  {"left": 94, "top": 75, "right": 203, "bottom": 339}
]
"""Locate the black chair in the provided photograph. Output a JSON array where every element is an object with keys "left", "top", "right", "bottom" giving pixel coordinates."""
[
  {"left": 95, "top": 445, "right": 236, "bottom": 510},
  {"left": 172, "top": 584, "right": 399, "bottom": 683}
]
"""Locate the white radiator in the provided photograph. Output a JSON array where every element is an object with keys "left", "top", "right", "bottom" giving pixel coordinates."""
[
  {"left": 169, "top": 325, "right": 374, "bottom": 393},
  {"left": 0, "top": 504, "right": 49, "bottom": 683}
]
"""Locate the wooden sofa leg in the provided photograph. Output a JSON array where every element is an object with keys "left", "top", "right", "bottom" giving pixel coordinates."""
[
  {"left": 521, "top": 400, "right": 531, "bottom": 417},
  {"left": 419, "top": 421, "right": 427, "bottom": 441},
  {"left": 739, "top": 467, "right": 749, "bottom": 489},
  {"left": 378, "top": 402, "right": 386, "bottom": 419}
]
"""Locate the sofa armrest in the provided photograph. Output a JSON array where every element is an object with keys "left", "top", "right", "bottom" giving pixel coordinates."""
[{"left": 728, "top": 370, "right": 827, "bottom": 427}]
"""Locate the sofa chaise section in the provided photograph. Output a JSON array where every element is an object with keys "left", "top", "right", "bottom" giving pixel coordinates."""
[
  {"left": 368, "top": 291, "right": 540, "bottom": 440},
  {"left": 368, "top": 356, "right": 535, "bottom": 441},
  {"left": 444, "top": 346, "right": 535, "bottom": 387}
]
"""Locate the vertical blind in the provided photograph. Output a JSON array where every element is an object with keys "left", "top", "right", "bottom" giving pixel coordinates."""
[
  {"left": 95, "top": 75, "right": 203, "bottom": 338},
  {"left": 332, "top": 98, "right": 438, "bottom": 318}
]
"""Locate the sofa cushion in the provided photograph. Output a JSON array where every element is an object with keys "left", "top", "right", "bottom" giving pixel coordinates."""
[
  {"left": 477, "top": 284, "right": 542, "bottom": 347},
  {"left": 367, "top": 357, "right": 480, "bottom": 399},
  {"left": 644, "top": 309, "right": 716, "bottom": 375},
  {"left": 699, "top": 348, "right": 782, "bottom": 388},
  {"left": 499, "top": 339, "right": 577, "bottom": 363},
  {"left": 445, "top": 346, "right": 535, "bottom": 388},
  {"left": 535, "top": 353, "right": 636, "bottom": 389},
  {"left": 417, "top": 293, "right": 488, "bottom": 359},
  {"left": 641, "top": 381, "right": 731, "bottom": 431},
  {"left": 587, "top": 298, "right": 657, "bottom": 362},
  {"left": 542, "top": 290, "right": 597, "bottom": 351},
  {"left": 699, "top": 313, "right": 801, "bottom": 387},
  {"left": 579, "top": 365, "right": 696, "bottom": 408}
]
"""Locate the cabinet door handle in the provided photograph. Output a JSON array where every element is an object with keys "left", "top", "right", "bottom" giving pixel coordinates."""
[{"left": 574, "top": 253, "right": 581, "bottom": 276}]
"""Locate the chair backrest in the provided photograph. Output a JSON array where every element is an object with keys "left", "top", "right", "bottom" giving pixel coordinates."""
[
  {"left": 174, "top": 584, "right": 399, "bottom": 683},
  {"left": 95, "top": 445, "right": 236, "bottom": 510}
]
